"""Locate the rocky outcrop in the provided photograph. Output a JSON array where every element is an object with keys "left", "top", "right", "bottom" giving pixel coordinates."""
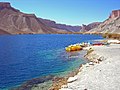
[
  {"left": 39, "top": 18, "right": 100, "bottom": 33},
  {"left": 0, "top": 2, "right": 19, "bottom": 12},
  {"left": 0, "top": 28, "right": 10, "bottom": 34},
  {"left": 109, "top": 10, "right": 120, "bottom": 19},
  {"left": 39, "top": 18, "right": 82, "bottom": 32},
  {"left": 0, "top": 2, "right": 63, "bottom": 34},
  {"left": 81, "top": 22, "right": 101, "bottom": 32},
  {"left": 0, "top": 2, "right": 102, "bottom": 34},
  {"left": 0, "top": 2, "right": 11, "bottom": 8},
  {"left": 89, "top": 9, "right": 120, "bottom": 34}
]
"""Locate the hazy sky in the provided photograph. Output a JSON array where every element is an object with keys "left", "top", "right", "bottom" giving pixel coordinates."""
[{"left": 1, "top": 0, "right": 120, "bottom": 25}]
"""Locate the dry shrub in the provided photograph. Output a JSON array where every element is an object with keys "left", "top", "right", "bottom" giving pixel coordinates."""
[{"left": 102, "top": 33, "right": 120, "bottom": 40}]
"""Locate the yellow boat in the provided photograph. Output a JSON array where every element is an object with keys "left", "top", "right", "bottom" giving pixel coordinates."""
[{"left": 65, "top": 45, "right": 82, "bottom": 52}]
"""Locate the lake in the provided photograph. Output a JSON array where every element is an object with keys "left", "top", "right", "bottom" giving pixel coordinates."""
[{"left": 0, "top": 34, "right": 103, "bottom": 90}]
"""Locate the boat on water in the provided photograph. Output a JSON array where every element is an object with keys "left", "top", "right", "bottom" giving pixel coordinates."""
[
  {"left": 65, "top": 42, "right": 90, "bottom": 52},
  {"left": 65, "top": 45, "right": 82, "bottom": 52},
  {"left": 92, "top": 43, "right": 104, "bottom": 46}
]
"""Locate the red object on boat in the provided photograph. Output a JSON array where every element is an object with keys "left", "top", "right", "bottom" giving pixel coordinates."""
[{"left": 93, "top": 43, "right": 103, "bottom": 46}]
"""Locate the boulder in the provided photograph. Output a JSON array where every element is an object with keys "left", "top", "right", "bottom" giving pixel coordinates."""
[{"left": 67, "top": 76, "right": 77, "bottom": 83}]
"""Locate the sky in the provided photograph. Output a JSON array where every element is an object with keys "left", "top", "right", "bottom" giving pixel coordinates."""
[{"left": 0, "top": 0, "right": 120, "bottom": 26}]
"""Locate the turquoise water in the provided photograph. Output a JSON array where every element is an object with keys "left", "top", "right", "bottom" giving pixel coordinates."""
[{"left": 0, "top": 34, "right": 103, "bottom": 89}]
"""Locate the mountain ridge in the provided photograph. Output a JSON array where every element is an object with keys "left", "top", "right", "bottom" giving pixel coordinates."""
[
  {"left": 0, "top": 2, "right": 64, "bottom": 34},
  {"left": 0, "top": 2, "right": 119, "bottom": 34},
  {"left": 39, "top": 18, "right": 101, "bottom": 33},
  {"left": 88, "top": 9, "right": 120, "bottom": 34}
]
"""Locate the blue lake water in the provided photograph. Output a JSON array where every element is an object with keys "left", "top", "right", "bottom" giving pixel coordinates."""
[{"left": 0, "top": 34, "right": 103, "bottom": 89}]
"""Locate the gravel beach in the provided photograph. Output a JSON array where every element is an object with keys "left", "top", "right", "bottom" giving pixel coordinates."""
[{"left": 63, "top": 44, "right": 120, "bottom": 90}]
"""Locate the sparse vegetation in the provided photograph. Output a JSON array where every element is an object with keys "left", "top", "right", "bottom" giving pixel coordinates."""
[{"left": 102, "top": 33, "right": 120, "bottom": 40}]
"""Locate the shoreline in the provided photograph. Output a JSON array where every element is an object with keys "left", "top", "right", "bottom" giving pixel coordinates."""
[
  {"left": 7, "top": 38, "right": 120, "bottom": 90},
  {"left": 14, "top": 49, "right": 88, "bottom": 90},
  {"left": 31, "top": 50, "right": 88, "bottom": 90},
  {"left": 59, "top": 42, "right": 120, "bottom": 90},
  {"left": 27, "top": 39, "right": 120, "bottom": 90},
  {"left": 48, "top": 49, "right": 90, "bottom": 90}
]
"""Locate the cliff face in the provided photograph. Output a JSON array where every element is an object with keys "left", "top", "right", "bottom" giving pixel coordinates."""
[
  {"left": 0, "top": 2, "right": 11, "bottom": 8},
  {"left": 81, "top": 22, "right": 101, "bottom": 32},
  {"left": 0, "top": 2, "right": 60, "bottom": 34},
  {"left": 89, "top": 10, "right": 120, "bottom": 34},
  {"left": 39, "top": 18, "right": 82, "bottom": 32},
  {"left": 39, "top": 18, "right": 100, "bottom": 32},
  {"left": 0, "top": 2, "right": 101, "bottom": 34},
  {"left": 109, "top": 10, "right": 120, "bottom": 19},
  {"left": 0, "top": 29, "right": 10, "bottom": 34}
]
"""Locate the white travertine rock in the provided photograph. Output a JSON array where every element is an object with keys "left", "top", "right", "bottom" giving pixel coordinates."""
[
  {"left": 67, "top": 44, "right": 120, "bottom": 90},
  {"left": 107, "top": 40, "right": 120, "bottom": 43},
  {"left": 89, "top": 62, "right": 94, "bottom": 65},
  {"left": 67, "top": 76, "right": 78, "bottom": 83},
  {"left": 59, "top": 88, "right": 73, "bottom": 90}
]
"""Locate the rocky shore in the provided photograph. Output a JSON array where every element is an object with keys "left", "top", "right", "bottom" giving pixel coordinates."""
[
  {"left": 60, "top": 43, "right": 120, "bottom": 90},
  {"left": 20, "top": 41, "right": 120, "bottom": 90}
]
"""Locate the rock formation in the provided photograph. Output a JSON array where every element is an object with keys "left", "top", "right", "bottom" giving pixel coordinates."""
[
  {"left": 89, "top": 9, "right": 120, "bottom": 34},
  {"left": 0, "top": 2, "right": 64, "bottom": 34},
  {"left": 39, "top": 18, "right": 82, "bottom": 32},
  {"left": 0, "top": 2, "right": 11, "bottom": 8},
  {"left": 81, "top": 22, "right": 101, "bottom": 32},
  {"left": 39, "top": 18, "right": 100, "bottom": 33},
  {"left": 109, "top": 10, "right": 120, "bottom": 19},
  {"left": 0, "top": 29, "right": 10, "bottom": 34},
  {"left": 0, "top": 2, "right": 102, "bottom": 34}
]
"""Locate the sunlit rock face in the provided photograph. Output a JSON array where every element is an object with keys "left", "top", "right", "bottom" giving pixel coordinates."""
[
  {"left": 39, "top": 18, "right": 101, "bottom": 32},
  {"left": 0, "top": 2, "right": 11, "bottom": 8},
  {"left": 109, "top": 10, "right": 120, "bottom": 19},
  {"left": 88, "top": 9, "right": 120, "bottom": 34},
  {"left": 81, "top": 22, "right": 101, "bottom": 32},
  {"left": 39, "top": 18, "right": 82, "bottom": 32},
  {"left": 0, "top": 2, "right": 61, "bottom": 34}
]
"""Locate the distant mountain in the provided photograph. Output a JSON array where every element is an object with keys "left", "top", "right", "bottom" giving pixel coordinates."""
[
  {"left": 39, "top": 18, "right": 82, "bottom": 32},
  {"left": 39, "top": 18, "right": 101, "bottom": 33},
  {"left": 0, "top": 2, "right": 101, "bottom": 34},
  {"left": 0, "top": 2, "right": 66, "bottom": 34},
  {"left": 80, "top": 22, "right": 101, "bottom": 32},
  {"left": 89, "top": 10, "right": 120, "bottom": 34}
]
